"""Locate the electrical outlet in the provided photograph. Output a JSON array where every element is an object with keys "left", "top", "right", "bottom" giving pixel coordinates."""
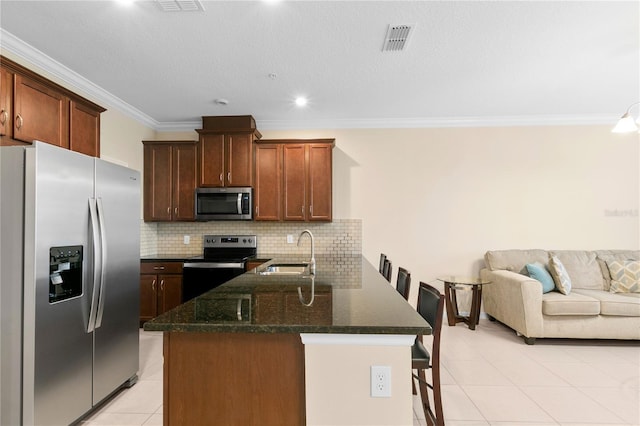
[
  {"left": 183, "top": 235, "right": 190, "bottom": 245},
  {"left": 370, "top": 365, "right": 391, "bottom": 397},
  {"left": 287, "top": 234, "right": 295, "bottom": 244}
]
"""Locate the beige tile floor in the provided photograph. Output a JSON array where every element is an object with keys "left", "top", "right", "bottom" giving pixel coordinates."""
[{"left": 80, "top": 320, "right": 640, "bottom": 426}]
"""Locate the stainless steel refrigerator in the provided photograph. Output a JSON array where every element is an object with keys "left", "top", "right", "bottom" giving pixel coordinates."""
[{"left": 1, "top": 142, "right": 140, "bottom": 425}]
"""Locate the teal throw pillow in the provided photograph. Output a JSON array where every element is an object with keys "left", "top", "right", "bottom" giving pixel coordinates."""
[{"left": 525, "top": 262, "right": 556, "bottom": 293}]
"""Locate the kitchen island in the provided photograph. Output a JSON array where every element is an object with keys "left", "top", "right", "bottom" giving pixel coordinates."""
[{"left": 144, "top": 255, "right": 431, "bottom": 426}]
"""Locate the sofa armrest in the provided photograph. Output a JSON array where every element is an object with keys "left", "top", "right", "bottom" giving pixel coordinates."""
[{"left": 480, "top": 268, "right": 544, "bottom": 338}]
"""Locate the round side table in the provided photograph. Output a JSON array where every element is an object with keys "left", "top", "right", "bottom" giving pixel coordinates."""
[{"left": 437, "top": 276, "right": 491, "bottom": 330}]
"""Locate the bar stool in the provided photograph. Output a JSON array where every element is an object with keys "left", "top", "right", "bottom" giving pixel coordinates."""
[
  {"left": 412, "top": 282, "right": 445, "bottom": 426},
  {"left": 396, "top": 267, "right": 411, "bottom": 300},
  {"left": 379, "top": 253, "right": 387, "bottom": 275},
  {"left": 382, "top": 258, "right": 392, "bottom": 282}
]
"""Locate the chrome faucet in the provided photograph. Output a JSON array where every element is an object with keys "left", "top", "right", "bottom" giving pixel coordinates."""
[{"left": 297, "top": 229, "right": 316, "bottom": 275}]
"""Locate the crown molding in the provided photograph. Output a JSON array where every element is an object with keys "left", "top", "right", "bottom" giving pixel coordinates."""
[
  {"left": 1, "top": 29, "right": 160, "bottom": 130},
  {"left": 0, "top": 29, "right": 619, "bottom": 133},
  {"left": 256, "top": 114, "right": 618, "bottom": 131}
]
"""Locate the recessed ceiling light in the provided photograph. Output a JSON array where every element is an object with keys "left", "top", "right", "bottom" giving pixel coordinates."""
[
  {"left": 295, "top": 97, "right": 308, "bottom": 107},
  {"left": 214, "top": 98, "right": 229, "bottom": 106},
  {"left": 116, "top": 0, "right": 135, "bottom": 7}
]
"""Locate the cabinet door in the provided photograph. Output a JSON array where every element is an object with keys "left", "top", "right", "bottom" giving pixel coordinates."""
[
  {"left": 282, "top": 144, "right": 307, "bottom": 221},
  {"left": 140, "top": 274, "right": 158, "bottom": 323},
  {"left": 0, "top": 67, "right": 12, "bottom": 136},
  {"left": 69, "top": 100, "right": 100, "bottom": 157},
  {"left": 199, "top": 133, "right": 225, "bottom": 187},
  {"left": 307, "top": 144, "right": 332, "bottom": 221},
  {"left": 226, "top": 133, "right": 253, "bottom": 186},
  {"left": 172, "top": 143, "right": 197, "bottom": 221},
  {"left": 158, "top": 275, "right": 183, "bottom": 314},
  {"left": 13, "top": 74, "right": 69, "bottom": 147},
  {"left": 143, "top": 144, "right": 173, "bottom": 221},
  {"left": 254, "top": 144, "right": 281, "bottom": 221}
]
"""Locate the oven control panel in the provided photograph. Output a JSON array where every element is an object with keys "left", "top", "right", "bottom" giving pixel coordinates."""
[{"left": 203, "top": 235, "right": 257, "bottom": 248}]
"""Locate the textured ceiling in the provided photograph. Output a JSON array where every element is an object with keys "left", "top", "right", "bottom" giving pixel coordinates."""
[{"left": 1, "top": 1, "right": 638, "bottom": 130}]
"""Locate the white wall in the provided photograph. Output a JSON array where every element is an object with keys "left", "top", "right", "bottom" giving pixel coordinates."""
[{"left": 261, "top": 126, "right": 640, "bottom": 305}]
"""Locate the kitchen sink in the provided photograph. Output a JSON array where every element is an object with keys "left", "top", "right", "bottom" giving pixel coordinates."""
[{"left": 258, "top": 263, "right": 310, "bottom": 275}]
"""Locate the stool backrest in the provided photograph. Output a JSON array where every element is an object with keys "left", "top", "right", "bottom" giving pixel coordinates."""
[{"left": 396, "top": 267, "right": 411, "bottom": 300}]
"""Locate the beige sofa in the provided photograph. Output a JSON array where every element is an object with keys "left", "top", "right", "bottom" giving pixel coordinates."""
[{"left": 480, "top": 249, "right": 640, "bottom": 344}]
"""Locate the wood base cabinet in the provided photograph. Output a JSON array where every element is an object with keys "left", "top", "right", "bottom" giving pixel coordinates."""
[
  {"left": 163, "top": 332, "right": 305, "bottom": 425},
  {"left": 143, "top": 140, "right": 197, "bottom": 222},
  {"left": 255, "top": 139, "right": 334, "bottom": 222},
  {"left": 140, "top": 262, "right": 183, "bottom": 325}
]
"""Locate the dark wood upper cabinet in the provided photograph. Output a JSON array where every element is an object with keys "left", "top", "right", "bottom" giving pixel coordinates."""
[
  {"left": 197, "top": 116, "right": 261, "bottom": 188},
  {"left": 254, "top": 143, "right": 282, "bottom": 221},
  {"left": 143, "top": 140, "right": 198, "bottom": 222},
  {"left": 307, "top": 143, "right": 333, "bottom": 221},
  {"left": 0, "top": 56, "right": 105, "bottom": 156},
  {"left": 283, "top": 144, "right": 307, "bottom": 221},
  {"left": 70, "top": 100, "right": 101, "bottom": 157},
  {"left": 14, "top": 74, "right": 69, "bottom": 148},
  {"left": 255, "top": 139, "right": 334, "bottom": 222},
  {"left": 0, "top": 66, "right": 12, "bottom": 137}
]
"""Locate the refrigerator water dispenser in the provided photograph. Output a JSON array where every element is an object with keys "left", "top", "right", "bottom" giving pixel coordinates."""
[{"left": 49, "top": 245, "right": 83, "bottom": 303}]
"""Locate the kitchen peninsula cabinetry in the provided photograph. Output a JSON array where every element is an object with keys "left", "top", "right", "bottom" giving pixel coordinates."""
[
  {"left": 196, "top": 115, "right": 261, "bottom": 187},
  {"left": 143, "top": 140, "right": 197, "bottom": 222},
  {"left": 140, "top": 261, "right": 183, "bottom": 325},
  {"left": 0, "top": 56, "right": 105, "bottom": 156},
  {"left": 254, "top": 139, "right": 334, "bottom": 222}
]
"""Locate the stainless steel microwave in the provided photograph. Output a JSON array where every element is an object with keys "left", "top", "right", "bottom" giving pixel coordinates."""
[{"left": 195, "top": 187, "right": 253, "bottom": 221}]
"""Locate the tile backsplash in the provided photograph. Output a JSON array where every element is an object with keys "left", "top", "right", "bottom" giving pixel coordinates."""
[{"left": 140, "top": 219, "right": 362, "bottom": 257}]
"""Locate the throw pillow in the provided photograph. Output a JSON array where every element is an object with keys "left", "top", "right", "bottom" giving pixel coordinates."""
[
  {"left": 525, "top": 263, "right": 556, "bottom": 293},
  {"left": 606, "top": 260, "right": 640, "bottom": 293},
  {"left": 549, "top": 255, "right": 572, "bottom": 295}
]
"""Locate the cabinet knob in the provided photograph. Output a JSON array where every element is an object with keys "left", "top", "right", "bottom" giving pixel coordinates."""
[
  {"left": 167, "top": 207, "right": 170, "bottom": 215},
  {"left": 151, "top": 279, "right": 157, "bottom": 291},
  {"left": 227, "top": 172, "right": 231, "bottom": 183},
  {"left": 15, "top": 113, "right": 23, "bottom": 130},
  {"left": 174, "top": 207, "right": 178, "bottom": 215},
  {"left": 153, "top": 266, "right": 165, "bottom": 270},
  {"left": 160, "top": 279, "right": 165, "bottom": 291},
  {"left": 219, "top": 173, "right": 223, "bottom": 182},
  {"left": 0, "top": 109, "right": 7, "bottom": 125}
]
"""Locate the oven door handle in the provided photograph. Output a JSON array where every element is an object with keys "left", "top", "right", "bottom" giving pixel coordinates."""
[
  {"left": 237, "top": 193, "right": 242, "bottom": 214},
  {"left": 183, "top": 262, "right": 245, "bottom": 269}
]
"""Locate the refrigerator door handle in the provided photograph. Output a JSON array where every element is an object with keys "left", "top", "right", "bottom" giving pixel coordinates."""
[
  {"left": 87, "top": 198, "right": 102, "bottom": 333},
  {"left": 94, "top": 198, "right": 107, "bottom": 329}
]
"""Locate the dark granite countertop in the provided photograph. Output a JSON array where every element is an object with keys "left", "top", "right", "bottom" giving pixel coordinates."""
[
  {"left": 140, "top": 254, "right": 194, "bottom": 262},
  {"left": 144, "top": 255, "right": 431, "bottom": 335}
]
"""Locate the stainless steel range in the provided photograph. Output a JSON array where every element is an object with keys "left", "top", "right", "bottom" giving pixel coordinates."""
[{"left": 182, "top": 235, "right": 257, "bottom": 301}]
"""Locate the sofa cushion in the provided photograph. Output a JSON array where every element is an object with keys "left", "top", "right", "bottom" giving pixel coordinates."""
[
  {"left": 549, "top": 255, "right": 572, "bottom": 295},
  {"left": 541, "top": 291, "right": 600, "bottom": 316},
  {"left": 595, "top": 250, "right": 640, "bottom": 290},
  {"left": 573, "top": 289, "right": 640, "bottom": 317},
  {"left": 606, "top": 260, "right": 640, "bottom": 293},
  {"left": 550, "top": 251, "right": 605, "bottom": 291},
  {"left": 484, "top": 249, "right": 548, "bottom": 272},
  {"left": 525, "top": 263, "right": 556, "bottom": 293}
]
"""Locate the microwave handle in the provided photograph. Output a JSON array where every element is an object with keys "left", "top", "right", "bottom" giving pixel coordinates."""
[{"left": 237, "top": 193, "right": 242, "bottom": 214}]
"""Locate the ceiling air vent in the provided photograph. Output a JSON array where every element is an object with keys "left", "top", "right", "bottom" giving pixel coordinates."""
[
  {"left": 156, "top": 0, "right": 205, "bottom": 12},
  {"left": 382, "top": 24, "right": 414, "bottom": 52}
]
